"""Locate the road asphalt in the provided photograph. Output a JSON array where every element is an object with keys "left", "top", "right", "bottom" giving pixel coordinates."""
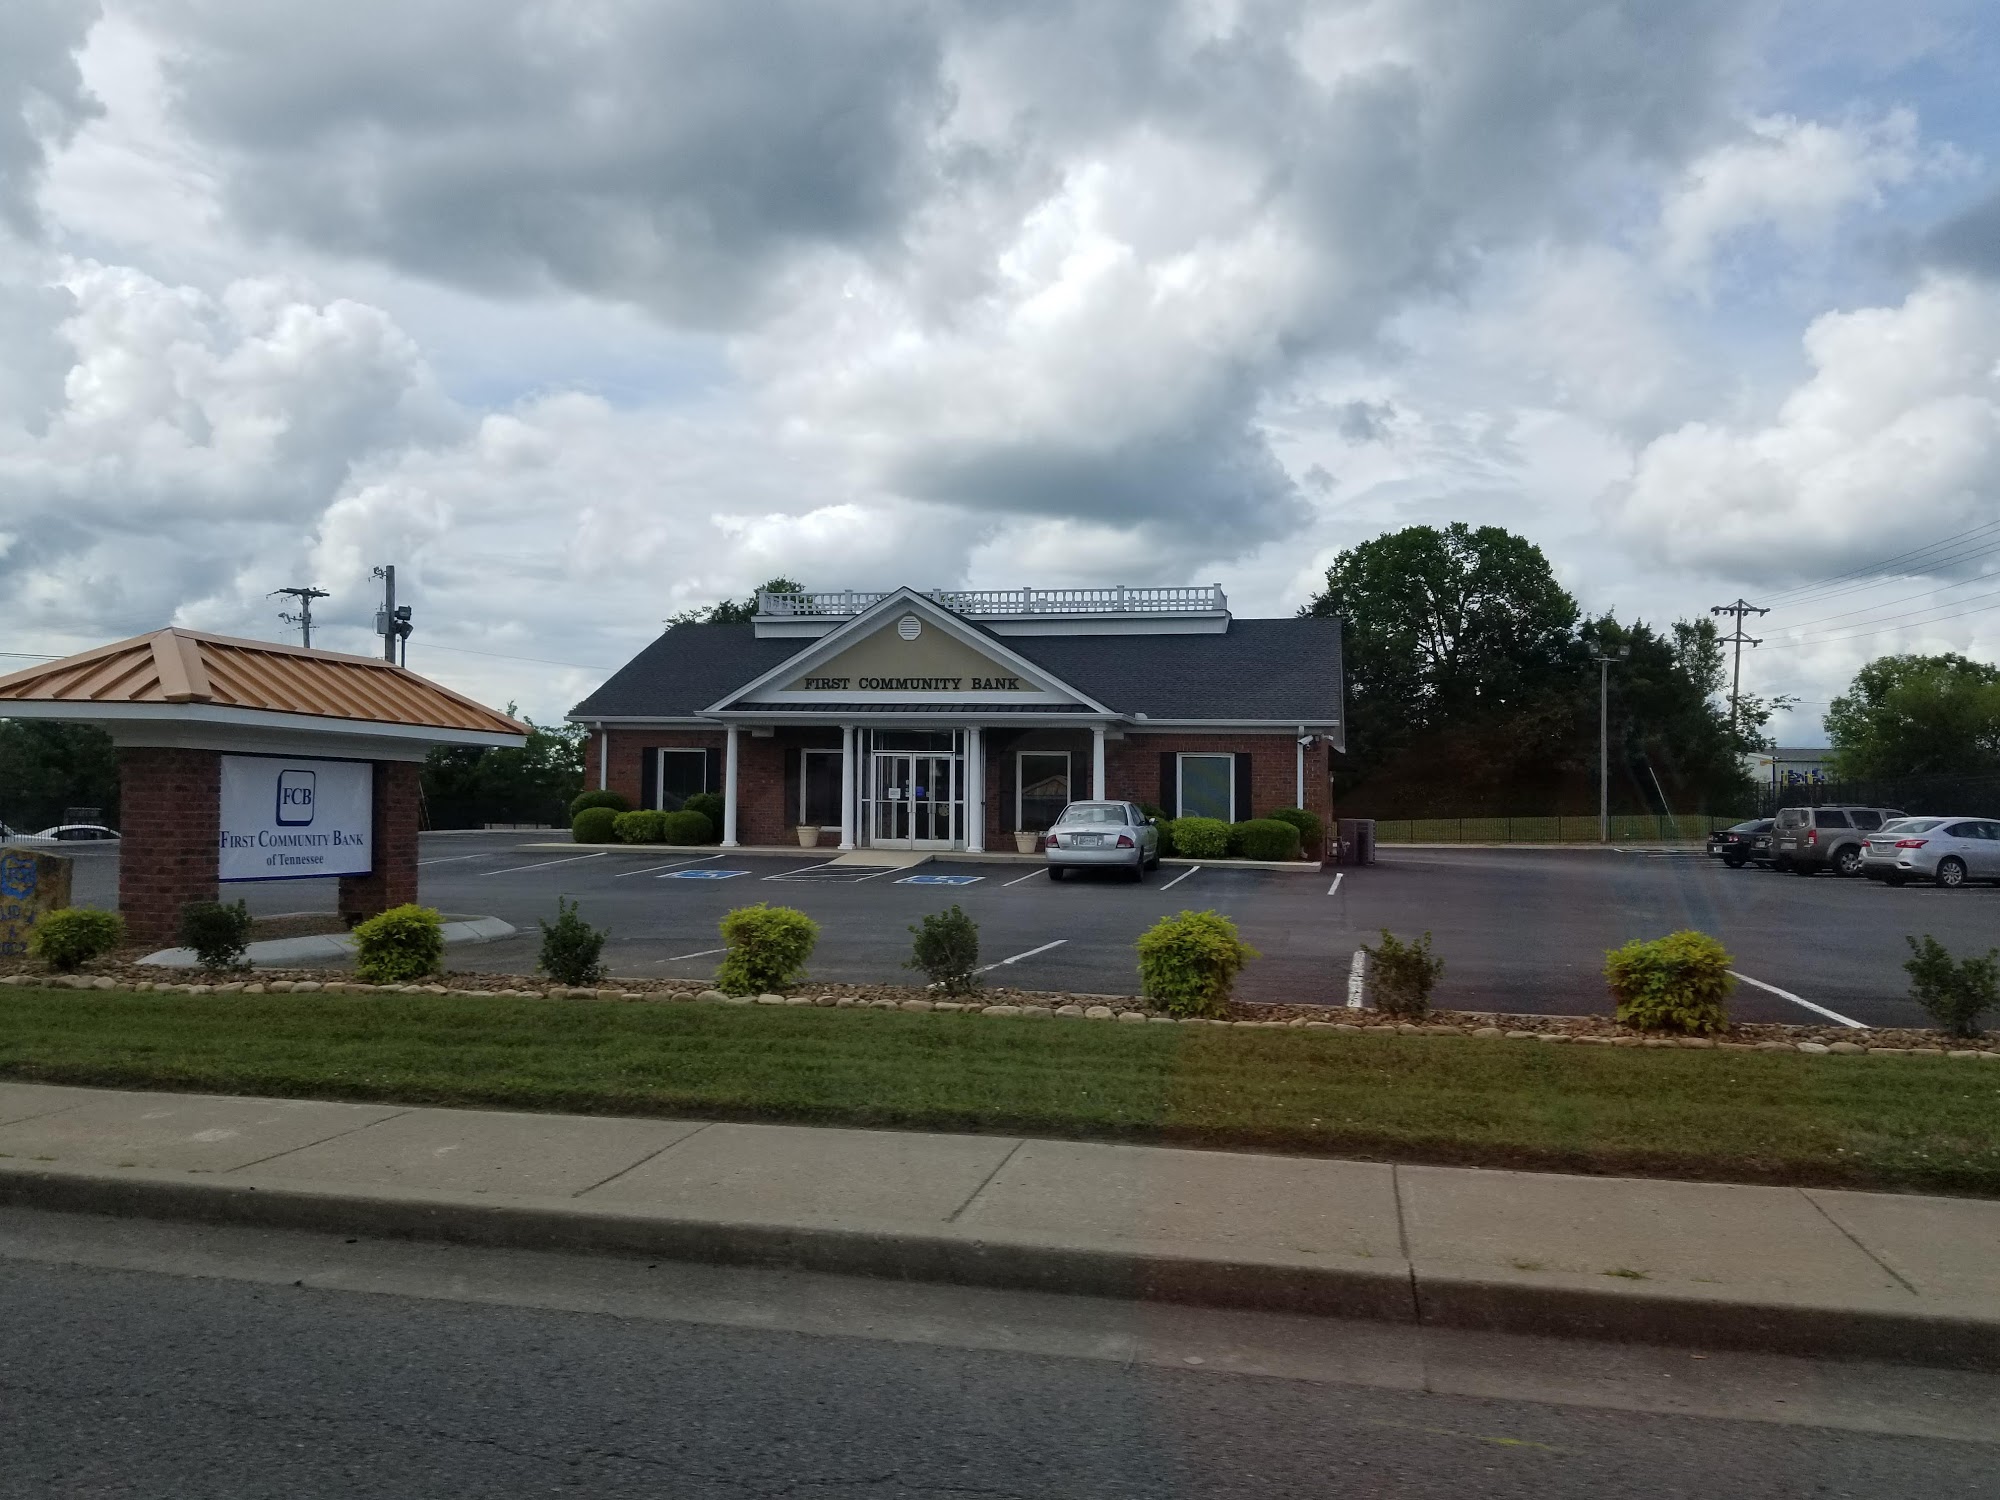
[
  {"left": 2, "top": 1208, "right": 1995, "bottom": 1498},
  {"left": 59, "top": 831, "right": 2000, "bottom": 1025},
  {"left": 1, "top": 1080, "right": 1995, "bottom": 1373}
]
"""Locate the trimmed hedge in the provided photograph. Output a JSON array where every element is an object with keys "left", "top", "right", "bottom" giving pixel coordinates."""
[
  {"left": 1137, "top": 909, "right": 1258, "bottom": 1017},
  {"left": 682, "top": 792, "right": 724, "bottom": 835},
  {"left": 179, "top": 899, "right": 253, "bottom": 971},
  {"left": 570, "top": 789, "right": 629, "bottom": 817},
  {"left": 662, "top": 809, "right": 715, "bottom": 845},
  {"left": 1604, "top": 930, "right": 1733, "bottom": 1035},
  {"left": 1233, "top": 818, "right": 1302, "bottom": 862},
  {"left": 716, "top": 903, "right": 819, "bottom": 994},
  {"left": 353, "top": 904, "right": 445, "bottom": 985},
  {"left": 29, "top": 908, "right": 125, "bottom": 971},
  {"left": 1268, "top": 806, "right": 1324, "bottom": 857},
  {"left": 572, "top": 806, "right": 619, "bottom": 844},
  {"left": 613, "top": 809, "right": 667, "bottom": 844},
  {"left": 1171, "top": 817, "right": 1231, "bottom": 859}
]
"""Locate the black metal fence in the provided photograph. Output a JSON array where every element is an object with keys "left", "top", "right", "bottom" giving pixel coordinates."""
[{"left": 1750, "top": 774, "right": 2000, "bottom": 819}]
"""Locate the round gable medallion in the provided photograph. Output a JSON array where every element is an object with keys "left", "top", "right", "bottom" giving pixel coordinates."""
[{"left": 897, "top": 614, "right": 922, "bottom": 641}]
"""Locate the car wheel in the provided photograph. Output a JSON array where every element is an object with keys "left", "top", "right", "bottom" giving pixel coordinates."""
[
  {"left": 1835, "top": 846, "right": 1863, "bottom": 877},
  {"left": 1127, "top": 860, "right": 1144, "bottom": 882},
  {"left": 1047, "top": 866, "right": 1064, "bottom": 882},
  {"left": 1937, "top": 857, "right": 1967, "bottom": 889},
  {"left": 1723, "top": 855, "right": 1745, "bottom": 869}
]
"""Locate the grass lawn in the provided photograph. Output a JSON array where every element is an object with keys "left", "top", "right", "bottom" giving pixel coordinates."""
[{"left": 3, "top": 986, "right": 1997, "bottom": 1195}]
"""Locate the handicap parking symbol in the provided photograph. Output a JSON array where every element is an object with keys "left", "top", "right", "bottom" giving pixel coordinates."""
[
  {"left": 666, "top": 869, "right": 749, "bottom": 880},
  {"left": 897, "top": 874, "right": 985, "bottom": 886}
]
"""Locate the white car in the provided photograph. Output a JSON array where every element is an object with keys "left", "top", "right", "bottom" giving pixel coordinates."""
[
  {"left": 1044, "top": 800, "right": 1161, "bottom": 881},
  {"left": 1860, "top": 817, "right": 2000, "bottom": 888},
  {"left": 25, "top": 823, "right": 121, "bottom": 842}
]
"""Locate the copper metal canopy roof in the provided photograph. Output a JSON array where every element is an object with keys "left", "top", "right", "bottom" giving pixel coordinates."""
[{"left": 0, "top": 629, "right": 528, "bottom": 739}]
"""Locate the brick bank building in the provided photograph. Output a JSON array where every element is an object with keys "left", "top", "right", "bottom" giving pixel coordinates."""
[{"left": 571, "top": 586, "right": 1344, "bottom": 852}]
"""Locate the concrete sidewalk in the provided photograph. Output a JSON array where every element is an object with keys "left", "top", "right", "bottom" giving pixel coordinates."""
[
  {"left": 138, "top": 916, "right": 517, "bottom": 968},
  {"left": 0, "top": 1080, "right": 1994, "bottom": 1369}
]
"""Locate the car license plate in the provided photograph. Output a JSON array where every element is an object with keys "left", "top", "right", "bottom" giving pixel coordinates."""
[{"left": 1074, "top": 835, "right": 1102, "bottom": 848}]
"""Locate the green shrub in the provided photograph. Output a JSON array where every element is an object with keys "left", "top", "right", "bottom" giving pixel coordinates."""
[
  {"left": 1233, "top": 818, "right": 1302, "bottom": 862},
  {"left": 716, "top": 903, "right": 819, "bottom": 994},
  {"left": 1136, "top": 803, "right": 1168, "bottom": 824},
  {"left": 353, "top": 904, "right": 446, "bottom": 984},
  {"left": 1171, "top": 816, "right": 1231, "bottom": 859},
  {"left": 179, "top": 899, "right": 253, "bottom": 971},
  {"left": 1365, "top": 929, "right": 1442, "bottom": 1018},
  {"left": 1603, "top": 930, "right": 1733, "bottom": 1035},
  {"left": 1269, "top": 807, "right": 1324, "bottom": 856},
  {"left": 570, "top": 789, "right": 629, "bottom": 817},
  {"left": 661, "top": 809, "right": 715, "bottom": 845},
  {"left": 682, "top": 792, "right": 724, "bottom": 835},
  {"left": 572, "top": 806, "right": 619, "bottom": 844},
  {"left": 906, "top": 904, "right": 981, "bottom": 994},
  {"left": 1903, "top": 934, "right": 1999, "bottom": 1039},
  {"left": 28, "top": 907, "right": 124, "bottom": 971},
  {"left": 538, "top": 897, "right": 607, "bottom": 986},
  {"left": 612, "top": 809, "right": 667, "bottom": 844},
  {"left": 1154, "top": 818, "right": 1178, "bottom": 857},
  {"left": 1136, "top": 909, "right": 1259, "bottom": 1018}
]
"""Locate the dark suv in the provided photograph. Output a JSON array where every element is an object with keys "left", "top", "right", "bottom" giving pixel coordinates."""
[{"left": 1770, "top": 805, "right": 1905, "bottom": 877}]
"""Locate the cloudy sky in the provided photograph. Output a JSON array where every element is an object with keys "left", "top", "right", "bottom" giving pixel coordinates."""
[{"left": 2, "top": 0, "right": 1997, "bottom": 738}]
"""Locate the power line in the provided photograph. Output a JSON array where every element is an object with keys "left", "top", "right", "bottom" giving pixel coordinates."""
[
  {"left": 1763, "top": 588, "right": 2000, "bottom": 649},
  {"left": 1778, "top": 564, "right": 2000, "bottom": 631},
  {"left": 1756, "top": 516, "right": 2000, "bottom": 608},
  {"left": 269, "top": 586, "right": 330, "bottom": 649}
]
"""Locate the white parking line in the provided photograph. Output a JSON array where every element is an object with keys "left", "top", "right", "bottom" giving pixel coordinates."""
[
  {"left": 767, "top": 860, "right": 843, "bottom": 880},
  {"left": 1159, "top": 865, "right": 1201, "bottom": 891},
  {"left": 618, "top": 855, "right": 720, "bottom": 878},
  {"left": 479, "top": 852, "right": 608, "bottom": 877},
  {"left": 1002, "top": 869, "right": 1044, "bottom": 888},
  {"left": 656, "top": 948, "right": 727, "bottom": 963},
  {"left": 977, "top": 939, "right": 1067, "bottom": 974},
  {"left": 1327, "top": 873, "right": 1343, "bottom": 896},
  {"left": 417, "top": 852, "right": 490, "bottom": 866},
  {"left": 1729, "top": 970, "right": 1867, "bottom": 1029},
  {"left": 1347, "top": 947, "right": 1367, "bottom": 1009}
]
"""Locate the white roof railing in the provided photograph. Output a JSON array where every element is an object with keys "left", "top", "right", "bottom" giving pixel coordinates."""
[{"left": 757, "top": 585, "right": 1229, "bottom": 618}]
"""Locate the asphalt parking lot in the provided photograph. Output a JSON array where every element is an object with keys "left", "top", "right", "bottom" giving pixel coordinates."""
[{"left": 57, "top": 833, "right": 2000, "bottom": 1028}]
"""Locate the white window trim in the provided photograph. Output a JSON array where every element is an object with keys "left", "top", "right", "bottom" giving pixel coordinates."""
[
  {"left": 800, "top": 748, "right": 843, "bottom": 825},
  {"left": 1177, "top": 752, "right": 1235, "bottom": 823},
  {"left": 1015, "top": 750, "right": 1071, "bottom": 833},
  {"left": 657, "top": 747, "right": 708, "bottom": 810}
]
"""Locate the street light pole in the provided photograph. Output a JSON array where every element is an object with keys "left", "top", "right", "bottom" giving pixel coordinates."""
[{"left": 1591, "top": 645, "right": 1630, "bottom": 843}]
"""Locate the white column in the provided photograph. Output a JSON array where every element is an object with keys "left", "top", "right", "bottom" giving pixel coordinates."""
[
  {"left": 966, "top": 726, "right": 985, "bottom": 853},
  {"left": 838, "top": 724, "right": 856, "bottom": 851},
  {"left": 1091, "top": 725, "right": 1106, "bottom": 800},
  {"left": 721, "top": 724, "right": 741, "bottom": 847},
  {"left": 1295, "top": 726, "right": 1305, "bottom": 808},
  {"left": 597, "top": 724, "right": 608, "bottom": 791}
]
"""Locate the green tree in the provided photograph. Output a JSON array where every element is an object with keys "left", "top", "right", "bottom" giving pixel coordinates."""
[
  {"left": 1301, "top": 523, "right": 1581, "bottom": 775},
  {"left": 0, "top": 720, "right": 120, "bottom": 832},
  {"left": 670, "top": 577, "right": 806, "bottom": 627},
  {"left": 421, "top": 704, "right": 587, "bottom": 828},
  {"left": 1825, "top": 653, "right": 2000, "bottom": 779}
]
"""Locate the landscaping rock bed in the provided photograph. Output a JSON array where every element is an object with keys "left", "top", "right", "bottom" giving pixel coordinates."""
[{"left": 2, "top": 959, "right": 1995, "bottom": 1057}]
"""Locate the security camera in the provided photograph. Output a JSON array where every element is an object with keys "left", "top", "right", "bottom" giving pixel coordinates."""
[{"left": 1297, "top": 734, "right": 1317, "bottom": 748}]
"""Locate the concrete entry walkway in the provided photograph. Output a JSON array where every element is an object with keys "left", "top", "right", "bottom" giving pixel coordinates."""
[{"left": 0, "top": 1081, "right": 1994, "bottom": 1370}]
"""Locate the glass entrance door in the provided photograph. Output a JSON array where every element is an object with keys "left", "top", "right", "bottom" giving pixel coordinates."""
[{"left": 870, "top": 752, "right": 957, "bottom": 849}]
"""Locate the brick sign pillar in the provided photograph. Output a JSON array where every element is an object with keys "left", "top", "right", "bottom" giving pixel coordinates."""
[
  {"left": 118, "top": 746, "right": 221, "bottom": 948},
  {"left": 337, "top": 760, "right": 421, "bottom": 927}
]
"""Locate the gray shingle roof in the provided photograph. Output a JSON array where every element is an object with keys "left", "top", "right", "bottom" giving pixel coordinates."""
[{"left": 571, "top": 615, "right": 1342, "bottom": 724}]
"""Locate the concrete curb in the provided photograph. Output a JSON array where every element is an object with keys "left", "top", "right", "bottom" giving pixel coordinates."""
[
  {"left": 2, "top": 1161, "right": 1992, "bottom": 1371},
  {"left": 138, "top": 916, "right": 517, "bottom": 969}
]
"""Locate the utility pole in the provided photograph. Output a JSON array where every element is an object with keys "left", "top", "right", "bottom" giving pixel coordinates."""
[
  {"left": 1709, "top": 598, "right": 1769, "bottom": 739},
  {"left": 372, "top": 565, "right": 414, "bottom": 667},
  {"left": 1591, "top": 644, "right": 1630, "bottom": 843},
  {"left": 270, "top": 586, "right": 330, "bottom": 649}
]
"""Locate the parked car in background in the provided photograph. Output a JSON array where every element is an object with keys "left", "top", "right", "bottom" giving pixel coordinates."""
[
  {"left": 1860, "top": 817, "right": 2000, "bottom": 888},
  {"left": 25, "top": 824, "right": 120, "bottom": 842},
  {"left": 1045, "top": 801, "right": 1160, "bottom": 881},
  {"left": 1770, "top": 805, "right": 1904, "bottom": 876},
  {"left": 1707, "top": 819, "right": 1773, "bottom": 868}
]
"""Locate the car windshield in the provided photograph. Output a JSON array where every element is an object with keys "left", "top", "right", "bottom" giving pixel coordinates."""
[
  {"left": 1055, "top": 803, "right": 1127, "bottom": 826},
  {"left": 1879, "top": 818, "right": 1942, "bottom": 835}
]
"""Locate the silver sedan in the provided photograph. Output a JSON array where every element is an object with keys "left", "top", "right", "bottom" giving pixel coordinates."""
[
  {"left": 1044, "top": 801, "right": 1161, "bottom": 881},
  {"left": 1860, "top": 817, "right": 2000, "bottom": 888}
]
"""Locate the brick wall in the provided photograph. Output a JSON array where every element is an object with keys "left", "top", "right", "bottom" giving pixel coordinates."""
[
  {"left": 117, "top": 746, "right": 221, "bottom": 948},
  {"left": 338, "top": 761, "right": 422, "bottom": 925}
]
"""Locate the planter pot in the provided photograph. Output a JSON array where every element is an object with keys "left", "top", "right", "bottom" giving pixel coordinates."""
[
  {"left": 796, "top": 826, "right": 822, "bottom": 848},
  {"left": 1013, "top": 831, "right": 1039, "bottom": 854}
]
